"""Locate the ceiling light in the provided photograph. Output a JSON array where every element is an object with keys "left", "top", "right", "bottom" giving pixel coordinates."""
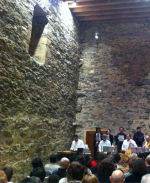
[{"left": 95, "top": 32, "right": 99, "bottom": 39}]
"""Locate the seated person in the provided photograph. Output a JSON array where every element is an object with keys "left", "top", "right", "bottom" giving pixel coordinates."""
[
  {"left": 44, "top": 155, "right": 60, "bottom": 175},
  {"left": 30, "top": 167, "right": 46, "bottom": 183},
  {"left": 52, "top": 157, "right": 70, "bottom": 180},
  {"left": 117, "top": 154, "right": 130, "bottom": 174},
  {"left": 20, "top": 177, "right": 41, "bottom": 183},
  {"left": 143, "top": 135, "right": 150, "bottom": 152},
  {"left": 2, "top": 167, "right": 13, "bottom": 183},
  {"left": 145, "top": 155, "right": 150, "bottom": 173},
  {"left": 0, "top": 170, "right": 7, "bottom": 183},
  {"left": 59, "top": 161, "right": 84, "bottom": 183},
  {"left": 48, "top": 175, "right": 59, "bottom": 183},
  {"left": 82, "top": 174, "right": 99, "bottom": 183},
  {"left": 110, "top": 170, "right": 125, "bottom": 183},
  {"left": 31, "top": 157, "right": 44, "bottom": 170},
  {"left": 99, "top": 134, "right": 111, "bottom": 152},
  {"left": 121, "top": 134, "right": 137, "bottom": 152},
  {"left": 70, "top": 135, "right": 84, "bottom": 151}
]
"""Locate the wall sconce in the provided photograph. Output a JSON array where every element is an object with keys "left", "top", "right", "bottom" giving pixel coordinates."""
[{"left": 95, "top": 32, "right": 99, "bottom": 39}]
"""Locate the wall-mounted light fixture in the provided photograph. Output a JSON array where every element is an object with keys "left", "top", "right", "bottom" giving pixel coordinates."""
[
  {"left": 73, "top": 0, "right": 76, "bottom": 7},
  {"left": 95, "top": 32, "right": 99, "bottom": 39}
]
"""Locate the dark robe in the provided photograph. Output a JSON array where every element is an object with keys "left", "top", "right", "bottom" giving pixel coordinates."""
[{"left": 133, "top": 132, "right": 144, "bottom": 147}]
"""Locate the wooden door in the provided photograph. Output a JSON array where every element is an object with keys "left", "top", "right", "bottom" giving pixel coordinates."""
[{"left": 85, "top": 130, "right": 107, "bottom": 159}]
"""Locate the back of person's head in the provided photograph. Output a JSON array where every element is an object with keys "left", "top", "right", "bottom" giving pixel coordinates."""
[
  {"left": 141, "top": 174, "right": 150, "bottom": 183},
  {"left": 97, "top": 152, "right": 107, "bottom": 164},
  {"left": 19, "top": 178, "right": 33, "bottom": 183},
  {"left": 110, "top": 170, "right": 124, "bottom": 183},
  {"left": 114, "top": 154, "right": 121, "bottom": 163},
  {"left": 30, "top": 167, "right": 46, "bottom": 182},
  {"left": 131, "top": 153, "right": 138, "bottom": 158},
  {"left": 60, "top": 157, "right": 70, "bottom": 169},
  {"left": 30, "top": 176, "right": 41, "bottom": 183},
  {"left": 84, "top": 155, "right": 92, "bottom": 169},
  {"left": 120, "top": 154, "right": 130, "bottom": 167},
  {"left": 128, "top": 158, "right": 138, "bottom": 169},
  {"left": 32, "top": 157, "right": 43, "bottom": 169},
  {"left": 49, "top": 155, "right": 57, "bottom": 163},
  {"left": 67, "top": 161, "right": 84, "bottom": 182},
  {"left": 82, "top": 174, "right": 99, "bottom": 183},
  {"left": 75, "top": 155, "right": 86, "bottom": 166},
  {"left": 47, "top": 174, "right": 59, "bottom": 183},
  {"left": 146, "top": 155, "right": 150, "bottom": 165},
  {"left": 107, "top": 154, "right": 116, "bottom": 164},
  {"left": 2, "top": 167, "right": 13, "bottom": 182},
  {"left": 98, "top": 158, "right": 115, "bottom": 176},
  {"left": 132, "top": 158, "right": 147, "bottom": 175},
  {"left": 0, "top": 171, "right": 7, "bottom": 183}
]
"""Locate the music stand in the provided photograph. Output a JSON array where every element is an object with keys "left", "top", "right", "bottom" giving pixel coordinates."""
[
  {"left": 103, "top": 146, "right": 114, "bottom": 153},
  {"left": 77, "top": 148, "right": 83, "bottom": 155},
  {"left": 130, "top": 147, "right": 143, "bottom": 154}
]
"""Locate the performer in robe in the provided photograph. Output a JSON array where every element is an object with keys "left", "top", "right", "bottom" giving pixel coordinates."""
[
  {"left": 116, "top": 127, "right": 126, "bottom": 153},
  {"left": 99, "top": 134, "right": 111, "bottom": 152},
  {"left": 70, "top": 135, "right": 84, "bottom": 151},
  {"left": 133, "top": 127, "right": 144, "bottom": 147},
  {"left": 93, "top": 127, "right": 103, "bottom": 160},
  {"left": 121, "top": 133, "right": 137, "bottom": 152}
]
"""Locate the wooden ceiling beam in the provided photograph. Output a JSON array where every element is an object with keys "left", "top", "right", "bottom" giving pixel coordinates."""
[
  {"left": 79, "top": 13, "right": 150, "bottom": 21},
  {"left": 74, "top": 7, "right": 150, "bottom": 17},
  {"left": 69, "top": 1, "right": 150, "bottom": 8},
  {"left": 71, "top": 2, "right": 150, "bottom": 12},
  {"left": 81, "top": 18, "right": 150, "bottom": 24}
]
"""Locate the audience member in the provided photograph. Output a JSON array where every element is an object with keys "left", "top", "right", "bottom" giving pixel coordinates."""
[
  {"left": 52, "top": 157, "right": 70, "bottom": 180},
  {"left": 124, "top": 158, "right": 137, "bottom": 179},
  {"left": 75, "top": 155, "right": 92, "bottom": 174},
  {"left": 113, "top": 154, "right": 121, "bottom": 165},
  {"left": 31, "top": 157, "right": 43, "bottom": 170},
  {"left": 125, "top": 158, "right": 148, "bottom": 183},
  {"left": 145, "top": 155, "right": 150, "bottom": 173},
  {"left": 117, "top": 154, "right": 130, "bottom": 173},
  {"left": 2, "top": 167, "right": 13, "bottom": 183},
  {"left": 91, "top": 152, "right": 107, "bottom": 174},
  {"left": 48, "top": 175, "right": 59, "bottom": 183},
  {"left": 45, "top": 155, "right": 60, "bottom": 176},
  {"left": 30, "top": 167, "right": 46, "bottom": 182},
  {"left": 59, "top": 161, "right": 84, "bottom": 183},
  {"left": 110, "top": 170, "right": 124, "bottom": 183},
  {"left": 131, "top": 153, "right": 138, "bottom": 158},
  {"left": 94, "top": 158, "right": 116, "bottom": 183},
  {"left": 82, "top": 174, "right": 99, "bottom": 183},
  {"left": 107, "top": 154, "right": 116, "bottom": 164},
  {"left": 30, "top": 177, "right": 41, "bottom": 183},
  {"left": 0, "top": 171, "right": 7, "bottom": 183},
  {"left": 141, "top": 174, "right": 150, "bottom": 183}
]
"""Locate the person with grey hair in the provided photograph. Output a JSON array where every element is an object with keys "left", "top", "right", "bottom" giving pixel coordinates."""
[
  {"left": 110, "top": 170, "right": 125, "bottom": 183},
  {"left": 131, "top": 153, "right": 138, "bottom": 158},
  {"left": 52, "top": 157, "right": 70, "bottom": 179},
  {"left": 141, "top": 174, "right": 150, "bottom": 183}
]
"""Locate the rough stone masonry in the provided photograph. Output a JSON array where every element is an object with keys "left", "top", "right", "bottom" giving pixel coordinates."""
[
  {"left": 0, "top": 0, "right": 79, "bottom": 180},
  {"left": 76, "top": 23, "right": 150, "bottom": 139}
]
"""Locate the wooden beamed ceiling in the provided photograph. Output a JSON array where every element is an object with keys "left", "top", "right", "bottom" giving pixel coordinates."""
[{"left": 65, "top": 0, "right": 150, "bottom": 23}]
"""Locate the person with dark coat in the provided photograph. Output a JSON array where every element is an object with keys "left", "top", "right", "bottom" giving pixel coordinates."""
[
  {"left": 52, "top": 157, "right": 70, "bottom": 180},
  {"left": 125, "top": 158, "right": 148, "bottom": 183},
  {"left": 93, "top": 127, "right": 103, "bottom": 160},
  {"left": 94, "top": 158, "right": 116, "bottom": 183},
  {"left": 116, "top": 127, "right": 126, "bottom": 153},
  {"left": 133, "top": 126, "right": 144, "bottom": 147},
  {"left": 107, "top": 129, "right": 113, "bottom": 145}
]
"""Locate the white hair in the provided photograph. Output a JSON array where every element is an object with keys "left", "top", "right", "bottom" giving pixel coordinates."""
[
  {"left": 141, "top": 174, "right": 150, "bottom": 183},
  {"left": 131, "top": 153, "right": 138, "bottom": 158}
]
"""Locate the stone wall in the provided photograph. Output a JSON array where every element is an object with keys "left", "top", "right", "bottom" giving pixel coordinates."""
[
  {"left": 77, "top": 22, "right": 150, "bottom": 139},
  {"left": 0, "top": 0, "right": 79, "bottom": 180}
]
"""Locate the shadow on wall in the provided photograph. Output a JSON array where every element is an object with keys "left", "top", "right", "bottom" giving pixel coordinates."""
[{"left": 29, "top": 4, "right": 48, "bottom": 56}]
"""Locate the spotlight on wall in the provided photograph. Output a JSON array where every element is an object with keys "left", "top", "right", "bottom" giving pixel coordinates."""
[
  {"left": 73, "top": 0, "right": 76, "bottom": 6},
  {"left": 95, "top": 32, "right": 99, "bottom": 39}
]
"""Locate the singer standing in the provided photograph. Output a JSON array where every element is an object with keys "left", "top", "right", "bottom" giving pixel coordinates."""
[{"left": 94, "top": 127, "right": 103, "bottom": 160}]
